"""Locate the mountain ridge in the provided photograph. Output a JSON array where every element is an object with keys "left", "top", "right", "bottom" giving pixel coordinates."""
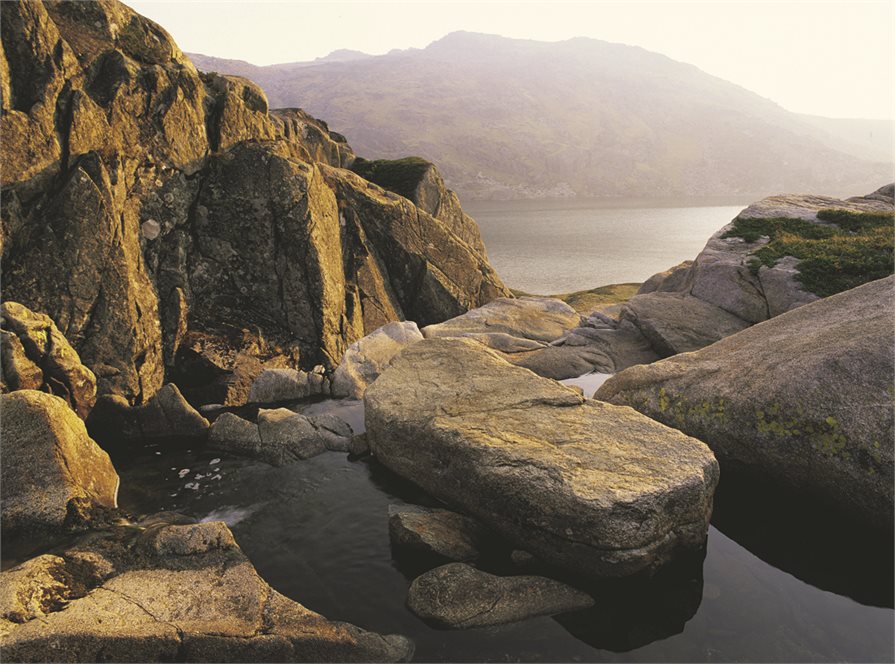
[{"left": 188, "top": 31, "right": 893, "bottom": 200}]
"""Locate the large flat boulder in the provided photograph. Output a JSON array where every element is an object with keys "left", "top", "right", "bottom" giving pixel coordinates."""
[
  {"left": 1, "top": 391, "right": 119, "bottom": 535},
  {"left": 596, "top": 276, "right": 895, "bottom": 531},
  {"left": 0, "top": 521, "right": 413, "bottom": 662},
  {"left": 365, "top": 338, "right": 719, "bottom": 578}
]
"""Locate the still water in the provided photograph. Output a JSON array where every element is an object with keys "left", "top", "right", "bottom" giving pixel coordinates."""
[
  {"left": 117, "top": 405, "right": 894, "bottom": 664},
  {"left": 464, "top": 199, "right": 749, "bottom": 293}
]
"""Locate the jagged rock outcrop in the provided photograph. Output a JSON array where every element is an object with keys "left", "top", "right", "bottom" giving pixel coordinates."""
[
  {"left": 365, "top": 338, "right": 719, "bottom": 579},
  {"left": 350, "top": 157, "right": 487, "bottom": 256},
  {"left": 596, "top": 276, "right": 895, "bottom": 531},
  {"left": 0, "top": 301, "right": 97, "bottom": 419},
  {"left": 1, "top": 0, "right": 508, "bottom": 407},
  {"left": 86, "top": 383, "right": 209, "bottom": 448},
  {"left": 406, "top": 563, "right": 594, "bottom": 629},
  {"left": 0, "top": 519, "right": 414, "bottom": 662},
  {"left": 1, "top": 390, "right": 119, "bottom": 537}
]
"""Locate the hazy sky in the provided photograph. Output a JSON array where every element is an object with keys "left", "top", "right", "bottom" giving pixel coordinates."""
[{"left": 128, "top": 1, "right": 894, "bottom": 120}]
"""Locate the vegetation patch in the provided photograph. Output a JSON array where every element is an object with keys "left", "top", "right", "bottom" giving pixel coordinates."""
[
  {"left": 511, "top": 283, "right": 641, "bottom": 314},
  {"left": 350, "top": 157, "right": 432, "bottom": 201},
  {"left": 722, "top": 210, "right": 894, "bottom": 297}
]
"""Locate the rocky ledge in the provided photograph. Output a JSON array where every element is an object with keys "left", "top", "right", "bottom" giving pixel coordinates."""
[
  {"left": 365, "top": 338, "right": 719, "bottom": 579},
  {"left": 0, "top": 519, "right": 413, "bottom": 663}
]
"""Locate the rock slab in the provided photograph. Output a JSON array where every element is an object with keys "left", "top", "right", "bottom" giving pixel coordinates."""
[
  {"left": 365, "top": 338, "right": 719, "bottom": 578},
  {"left": 0, "top": 520, "right": 413, "bottom": 662},
  {"left": 388, "top": 506, "right": 486, "bottom": 561}
]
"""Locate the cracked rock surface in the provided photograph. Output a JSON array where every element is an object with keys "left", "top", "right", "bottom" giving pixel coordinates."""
[
  {"left": 365, "top": 338, "right": 719, "bottom": 579},
  {"left": 0, "top": 520, "right": 413, "bottom": 663},
  {"left": 406, "top": 563, "right": 594, "bottom": 629}
]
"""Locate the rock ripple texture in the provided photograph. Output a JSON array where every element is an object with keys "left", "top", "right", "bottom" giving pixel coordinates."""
[{"left": 365, "top": 338, "right": 719, "bottom": 578}]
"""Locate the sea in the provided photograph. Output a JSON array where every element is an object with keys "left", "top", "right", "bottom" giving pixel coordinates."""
[{"left": 464, "top": 198, "right": 751, "bottom": 294}]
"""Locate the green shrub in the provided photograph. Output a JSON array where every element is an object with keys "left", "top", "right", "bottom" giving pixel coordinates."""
[{"left": 724, "top": 210, "right": 894, "bottom": 297}]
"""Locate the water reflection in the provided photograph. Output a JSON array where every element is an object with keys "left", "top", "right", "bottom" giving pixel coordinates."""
[{"left": 711, "top": 466, "right": 894, "bottom": 608}]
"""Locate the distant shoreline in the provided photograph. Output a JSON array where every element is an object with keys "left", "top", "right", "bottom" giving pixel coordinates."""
[{"left": 464, "top": 195, "right": 757, "bottom": 212}]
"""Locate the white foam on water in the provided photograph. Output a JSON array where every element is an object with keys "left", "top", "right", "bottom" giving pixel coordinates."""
[
  {"left": 178, "top": 468, "right": 190, "bottom": 478},
  {"left": 199, "top": 504, "right": 260, "bottom": 526},
  {"left": 560, "top": 371, "right": 613, "bottom": 399}
]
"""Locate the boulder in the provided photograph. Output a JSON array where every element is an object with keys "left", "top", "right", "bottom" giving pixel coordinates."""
[
  {"left": 0, "top": 521, "right": 413, "bottom": 662},
  {"left": 0, "top": 302, "right": 97, "bottom": 419},
  {"left": 86, "top": 383, "right": 208, "bottom": 447},
  {"left": 248, "top": 368, "right": 311, "bottom": 403},
  {"left": 388, "top": 506, "right": 486, "bottom": 561},
  {"left": 619, "top": 293, "right": 750, "bottom": 357},
  {"left": 257, "top": 408, "right": 327, "bottom": 462},
  {"left": 596, "top": 276, "right": 895, "bottom": 531},
  {"left": 208, "top": 409, "right": 337, "bottom": 465},
  {"left": 365, "top": 338, "right": 719, "bottom": 578},
  {"left": 1, "top": 391, "right": 119, "bottom": 535},
  {"left": 422, "top": 297, "right": 580, "bottom": 344},
  {"left": 406, "top": 563, "right": 594, "bottom": 629},
  {"left": 332, "top": 321, "right": 424, "bottom": 399}
]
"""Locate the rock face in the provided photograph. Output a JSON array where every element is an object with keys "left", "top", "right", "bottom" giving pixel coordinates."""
[
  {"left": 388, "top": 506, "right": 486, "bottom": 562},
  {"left": 1, "top": 302, "right": 97, "bottom": 419},
  {"left": 0, "top": 520, "right": 414, "bottom": 662},
  {"left": 596, "top": 276, "right": 895, "bottom": 531},
  {"left": 0, "top": 0, "right": 508, "bottom": 407},
  {"left": 86, "top": 383, "right": 209, "bottom": 447},
  {"left": 406, "top": 563, "right": 594, "bottom": 629},
  {"left": 350, "top": 157, "right": 487, "bottom": 257},
  {"left": 332, "top": 321, "right": 424, "bottom": 399},
  {"left": 365, "top": 338, "right": 719, "bottom": 578},
  {"left": 1, "top": 390, "right": 119, "bottom": 535}
]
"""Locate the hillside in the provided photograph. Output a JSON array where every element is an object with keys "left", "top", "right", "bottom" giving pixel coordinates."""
[{"left": 189, "top": 32, "right": 893, "bottom": 200}]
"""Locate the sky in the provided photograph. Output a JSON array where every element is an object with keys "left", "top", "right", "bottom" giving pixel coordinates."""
[{"left": 128, "top": 1, "right": 894, "bottom": 120}]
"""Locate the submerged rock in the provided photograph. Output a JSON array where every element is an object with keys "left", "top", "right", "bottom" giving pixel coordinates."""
[
  {"left": 406, "top": 563, "right": 594, "bottom": 629},
  {"left": 332, "top": 321, "right": 424, "bottom": 399},
  {"left": 0, "top": 521, "right": 413, "bottom": 662},
  {"left": 365, "top": 338, "right": 719, "bottom": 578},
  {"left": 388, "top": 506, "right": 486, "bottom": 562},
  {"left": 1, "top": 391, "right": 119, "bottom": 536},
  {"left": 597, "top": 276, "right": 895, "bottom": 531},
  {"left": 0, "top": 302, "right": 97, "bottom": 419}
]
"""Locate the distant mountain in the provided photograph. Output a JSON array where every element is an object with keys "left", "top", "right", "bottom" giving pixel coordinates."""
[{"left": 188, "top": 32, "right": 893, "bottom": 200}]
